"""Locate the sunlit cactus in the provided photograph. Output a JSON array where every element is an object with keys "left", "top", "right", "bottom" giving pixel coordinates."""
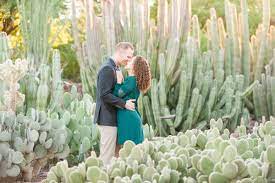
[{"left": 0, "top": 59, "right": 28, "bottom": 112}]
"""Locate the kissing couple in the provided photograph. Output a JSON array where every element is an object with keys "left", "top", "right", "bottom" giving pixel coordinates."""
[{"left": 93, "top": 42, "right": 152, "bottom": 166}]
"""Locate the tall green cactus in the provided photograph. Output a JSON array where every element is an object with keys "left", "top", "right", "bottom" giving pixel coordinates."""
[
  {"left": 174, "top": 70, "right": 188, "bottom": 129},
  {"left": 48, "top": 50, "right": 64, "bottom": 113},
  {"left": 151, "top": 79, "right": 168, "bottom": 137},
  {"left": 17, "top": 0, "right": 58, "bottom": 71},
  {"left": 36, "top": 64, "right": 50, "bottom": 111},
  {"left": 0, "top": 32, "right": 9, "bottom": 63},
  {"left": 16, "top": 48, "right": 72, "bottom": 115},
  {"left": 254, "top": 0, "right": 271, "bottom": 80},
  {"left": 0, "top": 32, "right": 10, "bottom": 108},
  {"left": 158, "top": 53, "right": 175, "bottom": 135},
  {"left": 240, "top": 0, "right": 250, "bottom": 87},
  {"left": 209, "top": 8, "right": 219, "bottom": 76},
  {"left": 69, "top": 0, "right": 275, "bottom": 135},
  {"left": 253, "top": 51, "right": 275, "bottom": 120}
]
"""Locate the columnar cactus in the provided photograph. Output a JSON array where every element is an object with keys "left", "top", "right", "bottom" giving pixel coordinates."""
[
  {"left": 253, "top": 52, "right": 275, "bottom": 120},
  {"left": 254, "top": 0, "right": 271, "bottom": 80},
  {"left": 69, "top": 0, "right": 275, "bottom": 135},
  {"left": 0, "top": 32, "right": 9, "bottom": 63},
  {"left": 240, "top": 0, "right": 250, "bottom": 87},
  {"left": 48, "top": 50, "right": 63, "bottom": 113},
  {"left": 36, "top": 64, "right": 50, "bottom": 111},
  {"left": 0, "top": 32, "right": 10, "bottom": 109},
  {"left": 17, "top": 0, "right": 57, "bottom": 71}
]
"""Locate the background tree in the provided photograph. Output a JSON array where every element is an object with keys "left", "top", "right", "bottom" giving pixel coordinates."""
[{"left": 0, "top": 0, "right": 19, "bottom": 35}]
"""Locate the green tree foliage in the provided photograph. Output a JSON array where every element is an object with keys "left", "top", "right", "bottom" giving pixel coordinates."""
[
  {"left": 53, "top": 43, "right": 81, "bottom": 82},
  {"left": 0, "top": 0, "right": 18, "bottom": 35}
]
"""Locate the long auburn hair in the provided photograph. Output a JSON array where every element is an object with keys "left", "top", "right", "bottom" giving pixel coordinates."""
[{"left": 132, "top": 56, "right": 151, "bottom": 93}]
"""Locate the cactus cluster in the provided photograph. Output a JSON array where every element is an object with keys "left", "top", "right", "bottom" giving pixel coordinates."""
[
  {"left": 71, "top": 0, "right": 275, "bottom": 135},
  {"left": 149, "top": 37, "right": 254, "bottom": 135},
  {"left": 0, "top": 86, "right": 100, "bottom": 181},
  {"left": 0, "top": 35, "right": 100, "bottom": 180},
  {"left": 17, "top": 0, "right": 58, "bottom": 71},
  {"left": 42, "top": 152, "right": 107, "bottom": 183},
  {"left": 43, "top": 117, "right": 275, "bottom": 182},
  {"left": 18, "top": 49, "right": 65, "bottom": 114},
  {"left": 64, "top": 85, "right": 100, "bottom": 165},
  {"left": 252, "top": 50, "right": 275, "bottom": 120},
  {"left": 0, "top": 110, "right": 69, "bottom": 181},
  {"left": 1, "top": 0, "right": 274, "bottom": 180},
  {"left": 141, "top": 0, "right": 274, "bottom": 135}
]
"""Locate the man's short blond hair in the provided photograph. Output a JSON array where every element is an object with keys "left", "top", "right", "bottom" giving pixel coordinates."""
[{"left": 115, "top": 42, "right": 134, "bottom": 51}]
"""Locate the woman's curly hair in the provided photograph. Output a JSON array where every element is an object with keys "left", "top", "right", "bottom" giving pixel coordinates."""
[{"left": 132, "top": 56, "right": 151, "bottom": 93}]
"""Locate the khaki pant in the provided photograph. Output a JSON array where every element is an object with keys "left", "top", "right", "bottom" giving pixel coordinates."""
[{"left": 98, "top": 125, "right": 117, "bottom": 166}]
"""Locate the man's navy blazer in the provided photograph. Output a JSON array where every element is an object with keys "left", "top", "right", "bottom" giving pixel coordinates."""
[{"left": 93, "top": 58, "right": 126, "bottom": 126}]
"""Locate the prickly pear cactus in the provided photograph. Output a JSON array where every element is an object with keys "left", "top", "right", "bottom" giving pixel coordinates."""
[
  {"left": 0, "top": 82, "right": 99, "bottom": 181},
  {"left": 0, "top": 33, "right": 100, "bottom": 169},
  {"left": 0, "top": 109, "right": 69, "bottom": 181},
  {"left": 63, "top": 86, "right": 100, "bottom": 165},
  {"left": 44, "top": 117, "right": 275, "bottom": 182},
  {"left": 42, "top": 151, "right": 106, "bottom": 183}
]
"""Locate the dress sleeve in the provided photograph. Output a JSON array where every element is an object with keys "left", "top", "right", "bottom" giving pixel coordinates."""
[{"left": 113, "top": 77, "right": 136, "bottom": 98}]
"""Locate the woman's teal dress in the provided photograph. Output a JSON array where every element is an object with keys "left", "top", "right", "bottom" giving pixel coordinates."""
[{"left": 112, "top": 76, "right": 144, "bottom": 145}]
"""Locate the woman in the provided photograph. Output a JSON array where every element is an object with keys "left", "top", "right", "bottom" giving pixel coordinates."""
[{"left": 113, "top": 56, "right": 151, "bottom": 145}]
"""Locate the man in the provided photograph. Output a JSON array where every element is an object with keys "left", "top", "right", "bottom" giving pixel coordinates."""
[{"left": 94, "top": 42, "right": 136, "bottom": 166}]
